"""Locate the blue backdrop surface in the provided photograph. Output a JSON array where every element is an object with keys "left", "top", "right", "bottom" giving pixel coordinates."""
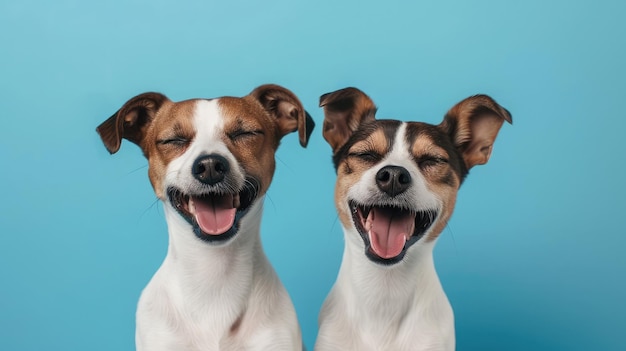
[{"left": 1, "top": 0, "right": 625, "bottom": 350}]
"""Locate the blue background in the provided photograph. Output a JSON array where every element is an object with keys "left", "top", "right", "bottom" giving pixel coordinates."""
[{"left": 1, "top": 0, "right": 625, "bottom": 350}]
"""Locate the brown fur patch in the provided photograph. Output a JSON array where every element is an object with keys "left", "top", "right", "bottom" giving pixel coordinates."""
[
  {"left": 334, "top": 123, "right": 398, "bottom": 228},
  {"left": 144, "top": 100, "right": 198, "bottom": 198},
  {"left": 218, "top": 97, "right": 281, "bottom": 196},
  {"left": 351, "top": 128, "right": 389, "bottom": 156},
  {"left": 405, "top": 124, "right": 462, "bottom": 241}
]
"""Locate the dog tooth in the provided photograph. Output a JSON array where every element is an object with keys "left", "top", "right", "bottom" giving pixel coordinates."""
[
  {"left": 188, "top": 198, "right": 196, "bottom": 214},
  {"left": 233, "top": 194, "right": 240, "bottom": 208},
  {"left": 365, "top": 214, "right": 372, "bottom": 232}
]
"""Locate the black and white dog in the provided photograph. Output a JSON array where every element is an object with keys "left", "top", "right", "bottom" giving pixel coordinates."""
[{"left": 316, "top": 87, "right": 511, "bottom": 351}]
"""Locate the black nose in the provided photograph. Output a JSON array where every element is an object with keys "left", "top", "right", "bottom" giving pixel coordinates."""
[
  {"left": 376, "top": 166, "right": 412, "bottom": 197},
  {"left": 192, "top": 154, "right": 230, "bottom": 185}
]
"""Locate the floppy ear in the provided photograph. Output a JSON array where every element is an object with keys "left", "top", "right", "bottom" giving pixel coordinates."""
[
  {"left": 439, "top": 94, "right": 512, "bottom": 169},
  {"left": 96, "top": 92, "right": 169, "bottom": 154},
  {"left": 250, "top": 84, "right": 314, "bottom": 147},
  {"left": 320, "top": 87, "right": 377, "bottom": 152}
]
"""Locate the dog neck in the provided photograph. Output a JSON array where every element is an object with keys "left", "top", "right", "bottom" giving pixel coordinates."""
[
  {"left": 335, "top": 227, "right": 447, "bottom": 322},
  {"left": 161, "top": 197, "right": 270, "bottom": 301}
]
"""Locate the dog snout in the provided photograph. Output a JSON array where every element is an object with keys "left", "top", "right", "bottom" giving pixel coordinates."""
[
  {"left": 192, "top": 154, "right": 230, "bottom": 185},
  {"left": 376, "top": 166, "right": 411, "bottom": 197}
]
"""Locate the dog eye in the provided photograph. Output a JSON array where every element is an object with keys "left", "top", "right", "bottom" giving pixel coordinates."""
[
  {"left": 418, "top": 156, "right": 448, "bottom": 168},
  {"left": 349, "top": 152, "right": 381, "bottom": 163},
  {"left": 229, "top": 130, "right": 264, "bottom": 141},
  {"left": 157, "top": 137, "right": 190, "bottom": 146}
]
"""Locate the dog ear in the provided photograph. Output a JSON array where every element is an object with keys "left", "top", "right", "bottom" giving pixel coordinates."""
[
  {"left": 319, "top": 87, "right": 377, "bottom": 152},
  {"left": 96, "top": 93, "right": 169, "bottom": 154},
  {"left": 250, "top": 84, "right": 314, "bottom": 147},
  {"left": 439, "top": 94, "right": 512, "bottom": 169}
]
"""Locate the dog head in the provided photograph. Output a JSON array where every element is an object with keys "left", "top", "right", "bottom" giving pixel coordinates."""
[
  {"left": 321, "top": 87, "right": 511, "bottom": 265},
  {"left": 97, "top": 84, "right": 314, "bottom": 244}
]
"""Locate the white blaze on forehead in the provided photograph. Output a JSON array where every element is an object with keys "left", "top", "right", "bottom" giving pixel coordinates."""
[
  {"left": 190, "top": 99, "right": 228, "bottom": 154},
  {"left": 347, "top": 123, "right": 440, "bottom": 211},
  {"left": 384, "top": 123, "right": 412, "bottom": 166},
  {"left": 162, "top": 99, "right": 242, "bottom": 195}
]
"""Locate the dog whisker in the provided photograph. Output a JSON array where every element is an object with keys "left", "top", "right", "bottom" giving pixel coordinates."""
[
  {"left": 140, "top": 198, "right": 161, "bottom": 219},
  {"left": 127, "top": 164, "right": 149, "bottom": 175}
]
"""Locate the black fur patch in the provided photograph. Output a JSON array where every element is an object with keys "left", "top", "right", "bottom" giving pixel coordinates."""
[
  {"left": 332, "top": 120, "right": 401, "bottom": 170},
  {"left": 404, "top": 122, "right": 468, "bottom": 184}
]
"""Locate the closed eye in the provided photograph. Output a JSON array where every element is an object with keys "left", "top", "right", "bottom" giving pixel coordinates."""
[
  {"left": 156, "top": 137, "right": 191, "bottom": 146},
  {"left": 348, "top": 151, "right": 382, "bottom": 163},
  {"left": 417, "top": 155, "right": 448, "bottom": 168},
  {"left": 228, "top": 129, "right": 264, "bottom": 141}
]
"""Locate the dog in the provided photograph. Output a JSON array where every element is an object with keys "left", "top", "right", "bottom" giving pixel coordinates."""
[
  {"left": 97, "top": 84, "right": 314, "bottom": 351},
  {"left": 315, "top": 87, "right": 511, "bottom": 351}
]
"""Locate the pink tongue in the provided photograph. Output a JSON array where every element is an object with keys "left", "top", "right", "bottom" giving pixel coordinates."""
[
  {"left": 366, "top": 208, "right": 416, "bottom": 259},
  {"left": 191, "top": 194, "right": 236, "bottom": 235}
]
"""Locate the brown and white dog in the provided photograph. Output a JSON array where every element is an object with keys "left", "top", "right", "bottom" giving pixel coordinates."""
[
  {"left": 97, "top": 84, "right": 314, "bottom": 351},
  {"left": 315, "top": 87, "right": 511, "bottom": 351}
]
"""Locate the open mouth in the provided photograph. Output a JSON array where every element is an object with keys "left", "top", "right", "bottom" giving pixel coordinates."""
[
  {"left": 350, "top": 200, "right": 438, "bottom": 265},
  {"left": 167, "top": 178, "right": 259, "bottom": 243}
]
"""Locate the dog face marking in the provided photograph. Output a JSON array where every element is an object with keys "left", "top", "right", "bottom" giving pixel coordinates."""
[
  {"left": 97, "top": 84, "right": 314, "bottom": 243},
  {"left": 321, "top": 87, "right": 511, "bottom": 265}
]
